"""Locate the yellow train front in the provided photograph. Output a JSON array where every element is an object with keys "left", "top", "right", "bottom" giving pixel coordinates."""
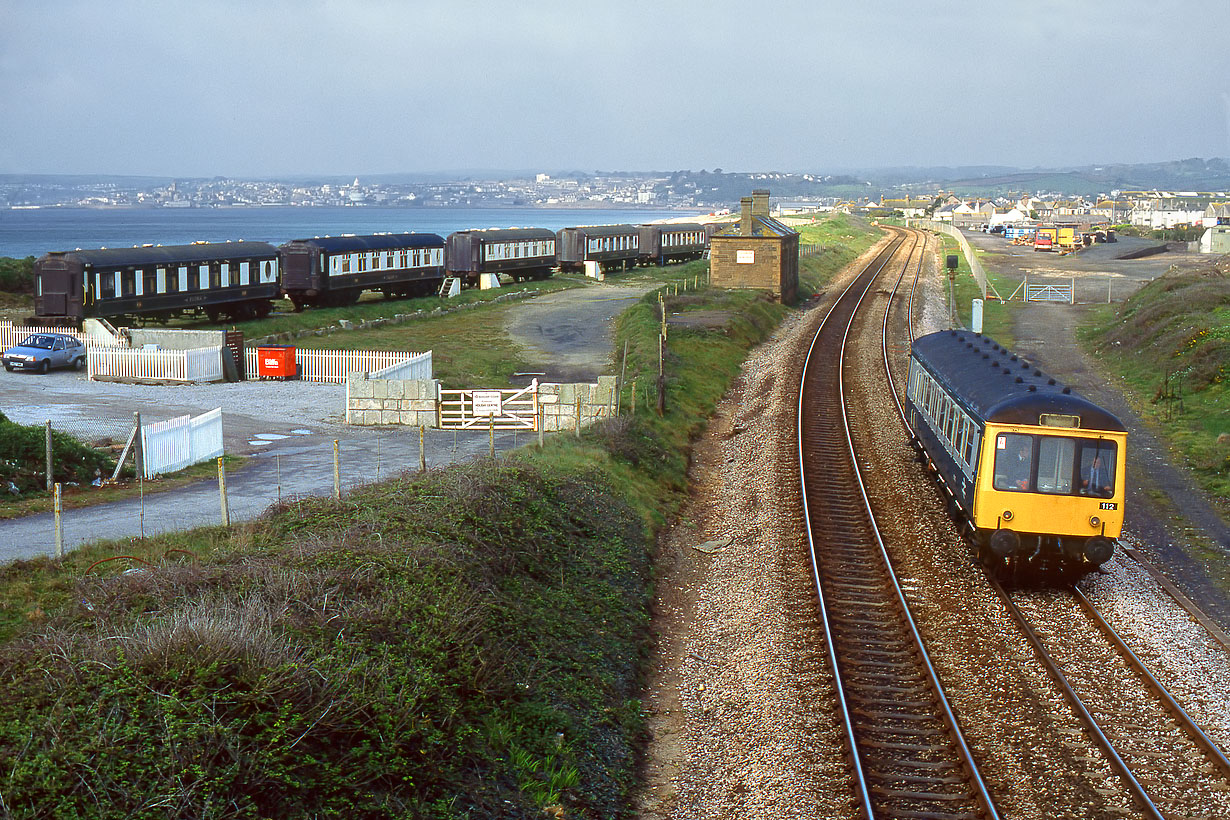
[{"left": 907, "top": 330, "right": 1127, "bottom": 576}]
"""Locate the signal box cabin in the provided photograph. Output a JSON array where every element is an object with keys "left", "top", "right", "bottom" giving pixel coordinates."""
[{"left": 708, "top": 190, "right": 799, "bottom": 304}]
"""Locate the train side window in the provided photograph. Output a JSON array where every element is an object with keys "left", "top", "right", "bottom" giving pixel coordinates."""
[
  {"left": 994, "top": 433, "right": 1033, "bottom": 491},
  {"left": 1035, "top": 437, "right": 1075, "bottom": 494}
]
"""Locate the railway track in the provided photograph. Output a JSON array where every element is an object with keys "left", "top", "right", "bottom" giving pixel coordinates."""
[
  {"left": 798, "top": 228, "right": 998, "bottom": 819},
  {"left": 878, "top": 226, "right": 1230, "bottom": 817},
  {"left": 991, "top": 580, "right": 1230, "bottom": 818}
]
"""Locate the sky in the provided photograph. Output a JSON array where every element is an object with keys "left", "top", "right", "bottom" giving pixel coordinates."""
[{"left": 2, "top": 0, "right": 1228, "bottom": 178}]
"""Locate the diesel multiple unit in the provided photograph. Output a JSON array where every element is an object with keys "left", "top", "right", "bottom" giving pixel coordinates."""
[
  {"left": 906, "top": 329, "right": 1127, "bottom": 576},
  {"left": 33, "top": 221, "right": 717, "bottom": 324}
]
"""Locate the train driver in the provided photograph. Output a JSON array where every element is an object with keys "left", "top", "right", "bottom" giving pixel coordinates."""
[
  {"left": 994, "top": 434, "right": 1033, "bottom": 491},
  {"left": 1081, "top": 454, "right": 1114, "bottom": 497}
]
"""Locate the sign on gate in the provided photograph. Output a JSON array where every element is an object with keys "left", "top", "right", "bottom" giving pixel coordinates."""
[
  {"left": 439, "top": 380, "right": 539, "bottom": 430},
  {"left": 472, "top": 391, "right": 503, "bottom": 416}
]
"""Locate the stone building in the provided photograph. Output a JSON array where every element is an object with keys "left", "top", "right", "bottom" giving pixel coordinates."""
[{"left": 709, "top": 190, "right": 799, "bottom": 303}]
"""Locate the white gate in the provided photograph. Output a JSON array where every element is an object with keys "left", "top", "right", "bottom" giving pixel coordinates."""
[
  {"left": 438, "top": 379, "right": 539, "bottom": 430},
  {"left": 141, "top": 407, "right": 224, "bottom": 478}
]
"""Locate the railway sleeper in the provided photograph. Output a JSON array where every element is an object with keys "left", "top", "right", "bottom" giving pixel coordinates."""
[
  {"left": 861, "top": 739, "right": 961, "bottom": 753},
  {"left": 855, "top": 707, "right": 946, "bottom": 722},
  {"left": 882, "top": 810, "right": 980, "bottom": 820},
  {"left": 847, "top": 660, "right": 924, "bottom": 675},
  {"left": 871, "top": 773, "right": 972, "bottom": 787},
  {"left": 870, "top": 789, "right": 975, "bottom": 805},
  {"left": 860, "top": 723, "right": 948, "bottom": 739}
]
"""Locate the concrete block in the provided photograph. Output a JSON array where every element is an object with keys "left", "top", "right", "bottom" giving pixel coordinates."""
[
  {"left": 559, "top": 383, "right": 576, "bottom": 405},
  {"left": 371, "top": 381, "right": 387, "bottom": 400},
  {"left": 386, "top": 380, "right": 404, "bottom": 400}
]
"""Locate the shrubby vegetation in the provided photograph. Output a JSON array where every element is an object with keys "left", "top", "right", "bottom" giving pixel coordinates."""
[
  {"left": 0, "top": 256, "right": 35, "bottom": 294},
  {"left": 1086, "top": 255, "right": 1230, "bottom": 508},
  {"left": 0, "top": 411, "right": 114, "bottom": 494}
]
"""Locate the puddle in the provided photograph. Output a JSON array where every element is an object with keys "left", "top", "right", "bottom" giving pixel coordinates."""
[{"left": 253, "top": 433, "right": 289, "bottom": 441}]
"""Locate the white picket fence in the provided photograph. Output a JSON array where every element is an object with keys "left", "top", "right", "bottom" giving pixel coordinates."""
[
  {"left": 244, "top": 348, "right": 432, "bottom": 383},
  {"left": 140, "top": 407, "right": 224, "bottom": 479},
  {"left": 0, "top": 321, "right": 89, "bottom": 349},
  {"left": 89, "top": 345, "right": 223, "bottom": 383}
]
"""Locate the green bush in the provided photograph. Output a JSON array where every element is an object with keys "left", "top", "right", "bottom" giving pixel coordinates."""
[
  {"left": 0, "top": 411, "right": 114, "bottom": 494},
  {"left": 0, "top": 256, "right": 35, "bottom": 294}
]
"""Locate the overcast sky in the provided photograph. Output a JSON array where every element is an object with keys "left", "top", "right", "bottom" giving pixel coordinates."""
[{"left": 2, "top": 0, "right": 1227, "bottom": 178}]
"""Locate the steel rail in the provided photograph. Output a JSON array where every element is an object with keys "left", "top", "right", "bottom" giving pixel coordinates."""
[
  {"left": 798, "top": 228, "right": 998, "bottom": 819},
  {"left": 987, "top": 577, "right": 1165, "bottom": 820},
  {"left": 1071, "top": 585, "right": 1230, "bottom": 778}
]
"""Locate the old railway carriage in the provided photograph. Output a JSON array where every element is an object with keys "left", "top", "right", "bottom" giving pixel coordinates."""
[
  {"left": 906, "top": 330, "right": 1127, "bottom": 575},
  {"left": 637, "top": 222, "right": 708, "bottom": 266},
  {"left": 279, "top": 233, "right": 446, "bottom": 309},
  {"left": 555, "top": 224, "right": 640, "bottom": 272},
  {"left": 34, "top": 241, "right": 279, "bottom": 323},
  {"left": 445, "top": 228, "right": 556, "bottom": 283}
]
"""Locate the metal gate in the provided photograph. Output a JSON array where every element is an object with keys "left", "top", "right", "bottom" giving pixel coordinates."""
[
  {"left": 1025, "top": 279, "right": 1074, "bottom": 303},
  {"left": 438, "top": 379, "right": 539, "bottom": 430}
]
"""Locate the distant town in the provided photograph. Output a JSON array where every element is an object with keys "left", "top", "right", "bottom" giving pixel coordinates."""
[
  {"left": 0, "top": 170, "right": 840, "bottom": 212},
  {"left": 2, "top": 165, "right": 1228, "bottom": 239}
]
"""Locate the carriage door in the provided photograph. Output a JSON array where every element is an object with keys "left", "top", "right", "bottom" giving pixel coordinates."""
[{"left": 35, "top": 257, "right": 78, "bottom": 319}]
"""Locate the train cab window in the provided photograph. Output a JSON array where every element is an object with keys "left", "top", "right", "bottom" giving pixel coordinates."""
[
  {"left": 1035, "top": 436, "right": 1075, "bottom": 494},
  {"left": 100, "top": 272, "right": 117, "bottom": 298},
  {"left": 993, "top": 433, "right": 1033, "bottom": 491},
  {"left": 1079, "top": 442, "right": 1117, "bottom": 497}
]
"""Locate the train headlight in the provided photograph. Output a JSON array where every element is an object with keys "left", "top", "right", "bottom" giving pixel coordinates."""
[
  {"left": 1089, "top": 515, "right": 1101, "bottom": 528},
  {"left": 1001, "top": 509, "right": 1013, "bottom": 521}
]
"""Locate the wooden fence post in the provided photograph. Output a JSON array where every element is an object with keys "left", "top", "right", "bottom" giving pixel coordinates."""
[
  {"left": 53, "top": 483, "right": 63, "bottom": 560},
  {"left": 218, "top": 457, "right": 230, "bottom": 527},
  {"left": 333, "top": 440, "right": 340, "bottom": 500},
  {"left": 419, "top": 425, "right": 427, "bottom": 472},
  {"left": 45, "top": 421, "right": 53, "bottom": 492}
]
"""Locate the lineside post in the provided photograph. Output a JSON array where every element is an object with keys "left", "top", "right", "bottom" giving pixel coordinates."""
[
  {"left": 419, "top": 425, "right": 427, "bottom": 472},
  {"left": 53, "top": 483, "right": 63, "bottom": 560},
  {"left": 332, "top": 439, "right": 340, "bottom": 500},
  {"left": 217, "top": 457, "right": 229, "bottom": 526},
  {"left": 45, "top": 421, "right": 52, "bottom": 492}
]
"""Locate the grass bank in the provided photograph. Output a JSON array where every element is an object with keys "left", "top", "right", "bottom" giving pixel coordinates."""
[
  {"left": 0, "top": 215, "right": 878, "bottom": 818},
  {"left": 1083, "top": 256, "right": 1229, "bottom": 512}
]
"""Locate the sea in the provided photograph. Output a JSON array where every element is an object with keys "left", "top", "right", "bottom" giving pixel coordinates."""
[{"left": 0, "top": 206, "right": 707, "bottom": 259}]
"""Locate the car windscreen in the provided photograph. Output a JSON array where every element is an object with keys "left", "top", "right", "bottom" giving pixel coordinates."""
[{"left": 20, "top": 335, "right": 56, "bottom": 349}]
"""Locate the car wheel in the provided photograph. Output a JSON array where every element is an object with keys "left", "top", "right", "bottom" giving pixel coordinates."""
[
  {"left": 74, "top": 356, "right": 85, "bottom": 371},
  {"left": 3, "top": 364, "right": 11, "bottom": 372},
  {"left": 38, "top": 359, "right": 50, "bottom": 374}
]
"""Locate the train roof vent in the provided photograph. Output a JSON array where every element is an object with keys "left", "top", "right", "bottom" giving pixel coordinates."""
[
  {"left": 1062, "top": 387, "right": 1071, "bottom": 394},
  {"left": 1048, "top": 378, "right": 1056, "bottom": 385},
  {"left": 1028, "top": 385, "right": 1037, "bottom": 391},
  {"left": 1016, "top": 376, "right": 1024, "bottom": 383},
  {"left": 1034, "top": 369, "right": 1042, "bottom": 376},
  {"left": 991, "top": 360, "right": 999, "bottom": 367}
]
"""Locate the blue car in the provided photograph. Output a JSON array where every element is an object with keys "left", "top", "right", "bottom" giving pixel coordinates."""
[{"left": 2, "top": 333, "right": 86, "bottom": 373}]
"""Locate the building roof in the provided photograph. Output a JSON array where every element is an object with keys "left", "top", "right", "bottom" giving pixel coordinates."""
[{"left": 713, "top": 215, "right": 797, "bottom": 238}]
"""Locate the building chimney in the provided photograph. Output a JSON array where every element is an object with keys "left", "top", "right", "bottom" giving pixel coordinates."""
[
  {"left": 752, "top": 189, "right": 770, "bottom": 217},
  {"left": 740, "top": 196, "right": 754, "bottom": 235}
]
